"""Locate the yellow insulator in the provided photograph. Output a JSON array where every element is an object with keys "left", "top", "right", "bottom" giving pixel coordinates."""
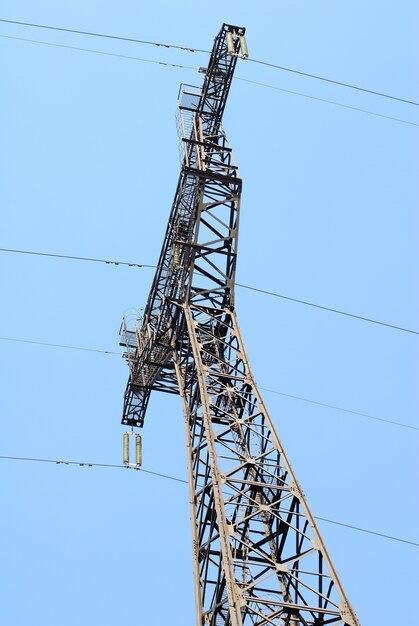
[
  {"left": 226, "top": 32, "right": 235, "bottom": 56},
  {"left": 239, "top": 35, "right": 249, "bottom": 59},
  {"left": 135, "top": 435, "right": 142, "bottom": 467},
  {"left": 174, "top": 243, "right": 180, "bottom": 268},
  {"left": 123, "top": 432, "right": 130, "bottom": 465}
]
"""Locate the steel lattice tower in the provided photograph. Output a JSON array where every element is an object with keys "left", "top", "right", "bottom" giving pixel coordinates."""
[{"left": 119, "top": 24, "right": 360, "bottom": 626}]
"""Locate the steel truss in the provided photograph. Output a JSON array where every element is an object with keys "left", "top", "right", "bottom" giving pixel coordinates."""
[{"left": 120, "top": 23, "right": 360, "bottom": 626}]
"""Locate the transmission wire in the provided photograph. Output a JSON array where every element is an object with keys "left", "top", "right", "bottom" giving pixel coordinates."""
[
  {"left": 0, "top": 34, "right": 196, "bottom": 69},
  {"left": 0, "top": 247, "right": 156, "bottom": 268},
  {"left": 1, "top": 454, "right": 417, "bottom": 547},
  {"left": 0, "top": 336, "right": 416, "bottom": 431},
  {"left": 0, "top": 336, "right": 120, "bottom": 355},
  {"left": 236, "top": 77, "right": 419, "bottom": 127},
  {"left": 1, "top": 247, "right": 417, "bottom": 335},
  {"left": 0, "top": 454, "right": 186, "bottom": 483},
  {"left": 1, "top": 34, "right": 417, "bottom": 127},
  {"left": 247, "top": 57, "right": 419, "bottom": 107},
  {"left": 0, "top": 18, "right": 208, "bottom": 53},
  {"left": 235, "top": 283, "right": 419, "bottom": 336},
  {"left": 260, "top": 387, "right": 418, "bottom": 431},
  {"left": 1, "top": 18, "right": 417, "bottom": 106}
]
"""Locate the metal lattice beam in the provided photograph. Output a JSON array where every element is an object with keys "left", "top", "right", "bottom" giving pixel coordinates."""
[{"left": 119, "top": 23, "right": 360, "bottom": 626}]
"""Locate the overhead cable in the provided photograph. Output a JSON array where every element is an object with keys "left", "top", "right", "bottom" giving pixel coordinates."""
[
  {"left": 0, "top": 454, "right": 186, "bottom": 483},
  {"left": 0, "top": 18, "right": 209, "bottom": 53},
  {"left": 0, "top": 336, "right": 120, "bottom": 355},
  {"left": 1, "top": 454, "right": 417, "bottom": 547},
  {"left": 1, "top": 247, "right": 416, "bottom": 335},
  {"left": 1, "top": 35, "right": 417, "bottom": 127},
  {"left": 0, "top": 247, "right": 156, "bottom": 268},
  {"left": 1, "top": 18, "right": 417, "bottom": 106},
  {"left": 260, "top": 387, "right": 418, "bottom": 431},
  {"left": 313, "top": 516, "right": 418, "bottom": 547},
  {"left": 247, "top": 57, "right": 419, "bottom": 107},
  {"left": 0, "top": 336, "right": 416, "bottom": 432},
  {"left": 236, "top": 77, "right": 419, "bottom": 127},
  {"left": 0, "top": 34, "right": 196, "bottom": 69},
  {"left": 236, "top": 283, "right": 419, "bottom": 336}
]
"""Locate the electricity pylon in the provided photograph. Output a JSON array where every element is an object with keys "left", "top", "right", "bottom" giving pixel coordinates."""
[{"left": 119, "top": 23, "right": 360, "bottom": 626}]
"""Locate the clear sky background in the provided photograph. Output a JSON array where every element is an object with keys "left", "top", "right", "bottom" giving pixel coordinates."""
[{"left": 1, "top": 2, "right": 418, "bottom": 625}]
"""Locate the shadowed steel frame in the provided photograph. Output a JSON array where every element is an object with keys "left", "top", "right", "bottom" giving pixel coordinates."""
[{"left": 119, "top": 23, "right": 360, "bottom": 626}]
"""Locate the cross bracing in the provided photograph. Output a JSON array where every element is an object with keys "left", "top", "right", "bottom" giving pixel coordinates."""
[{"left": 120, "top": 23, "right": 360, "bottom": 626}]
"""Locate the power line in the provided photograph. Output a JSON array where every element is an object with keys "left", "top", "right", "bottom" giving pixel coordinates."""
[
  {"left": 0, "top": 336, "right": 120, "bottom": 355},
  {"left": 1, "top": 453, "right": 417, "bottom": 547},
  {"left": 247, "top": 58, "right": 419, "bottom": 107},
  {"left": 2, "top": 34, "right": 417, "bottom": 128},
  {"left": 0, "top": 34, "right": 196, "bottom": 69},
  {"left": 0, "top": 247, "right": 156, "bottom": 268},
  {"left": 1, "top": 247, "right": 417, "bottom": 335},
  {"left": 0, "top": 454, "right": 187, "bottom": 483},
  {"left": 236, "top": 283, "right": 419, "bottom": 336},
  {"left": 0, "top": 336, "right": 415, "bottom": 432},
  {"left": 313, "top": 516, "right": 418, "bottom": 547},
  {"left": 1, "top": 18, "right": 417, "bottom": 107},
  {"left": 236, "top": 77, "right": 419, "bottom": 127},
  {"left": 260, "top": 387, "right": 418, "bottom": 431},
  {"left": 0, "top": 18, "right": 209, "bottom": 53}
]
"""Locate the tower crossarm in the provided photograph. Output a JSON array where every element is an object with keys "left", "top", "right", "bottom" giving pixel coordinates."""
[{"left": 120, "top": 24, "right": 246, "bottom": 428}]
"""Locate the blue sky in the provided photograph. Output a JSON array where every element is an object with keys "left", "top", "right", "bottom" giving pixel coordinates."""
[{"left": 1, "top": 2, "right": 418, "bottom": 625}]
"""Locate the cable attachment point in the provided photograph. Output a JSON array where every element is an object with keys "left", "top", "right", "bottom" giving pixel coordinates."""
[
  {"left": 226, "top": 29, "right": 248, "bottom": 59},
  {"left": 123, "top": 431, "right": 142, "bottom": 468}
]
